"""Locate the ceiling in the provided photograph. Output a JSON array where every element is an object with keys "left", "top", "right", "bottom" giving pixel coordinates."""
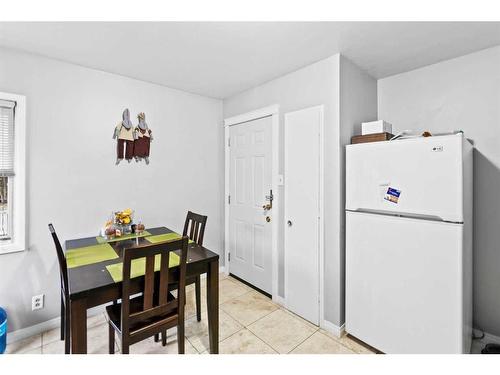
[{"left": 0, "top": 22, "right": 499, "bottom": 99}]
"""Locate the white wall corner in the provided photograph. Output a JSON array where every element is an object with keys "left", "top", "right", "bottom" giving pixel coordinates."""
[
  {"left": 320, "top": 319, "right": 345, "bottom": 338},
  {"left": 272, "top": 295, "right": 286, "bottom": 307}
]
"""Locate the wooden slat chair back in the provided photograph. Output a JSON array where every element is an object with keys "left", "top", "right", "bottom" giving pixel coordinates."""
[
  {"left": 109, "top": 237, "right": 188, "bottom": 354},
  {"left": 183, "top": 211, "right": 207, "bottom": 323},
  {"left": 183, "top": 211, "right": 207, "bottom": 246},
  {"left": 48, "top": 223, "right": 71, "bottom": 354}
]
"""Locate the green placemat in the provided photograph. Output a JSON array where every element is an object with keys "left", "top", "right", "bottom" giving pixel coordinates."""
[
  {"left": 146, "top": 232, "right": 194, "bottom": 244},
  {"left": 66, "top": 243, "right": 118, "bottom": 269},
  {"left": 96, "top": 230, "right": 152, "bottom": 244},
  {"left": 105, "top": 252, "right": 180, "bottom": 283}
]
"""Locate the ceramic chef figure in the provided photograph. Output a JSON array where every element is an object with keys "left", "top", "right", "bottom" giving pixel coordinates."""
[
  {"left": 134, "top": 112, "right": 153, "bottom": 164},
  {"left": 113, "top": 108, "right": 135, "bottom": 164}
]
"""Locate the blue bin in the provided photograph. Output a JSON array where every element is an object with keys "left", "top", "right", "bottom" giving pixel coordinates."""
[{"left": 0, "top": 307, "right": 6, "bottom": 354}]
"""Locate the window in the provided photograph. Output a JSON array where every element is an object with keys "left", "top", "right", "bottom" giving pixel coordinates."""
[{"left": 0, "top": 93, "right": 26, "bottom": 253}]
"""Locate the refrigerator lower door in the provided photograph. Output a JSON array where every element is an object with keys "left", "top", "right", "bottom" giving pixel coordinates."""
[{"left": 346, "top": 211, "right": 469, "bottom": 354}]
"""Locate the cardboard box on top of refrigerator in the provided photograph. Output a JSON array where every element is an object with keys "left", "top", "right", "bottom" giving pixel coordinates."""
[{"left": 361, "top": 120, "right": 392, "bottom": 135}]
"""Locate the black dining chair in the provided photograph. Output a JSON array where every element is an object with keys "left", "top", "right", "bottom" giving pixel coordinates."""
[
  {"left": 183, "top": 211, "right": 208, "bottom": 322},
  {"left": 48, "top": 223, "right": 70, "bottom": 354},
  {"left": 106, "top": 237, "right": 189, "bottom": 354}
]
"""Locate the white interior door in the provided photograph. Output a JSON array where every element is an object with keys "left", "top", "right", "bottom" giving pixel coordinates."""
[
  {"left": 284, "top": 106, "right": 322, "bottom": 325},
  {"left": 229, "top": 116, "right": 273, "bottom": 293}
]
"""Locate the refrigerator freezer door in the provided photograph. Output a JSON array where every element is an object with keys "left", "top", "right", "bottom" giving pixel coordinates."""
[
  {"left": 346, "top": 134, "right": 465, "bottom": 222},
  {"left": 345, "top": 211, "right": 467, "bottom": 354}
]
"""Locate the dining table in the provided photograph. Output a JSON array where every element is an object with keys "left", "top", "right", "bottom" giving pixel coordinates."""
[{"left": 64, "top": 226, "right": 219, "bottom": 354}]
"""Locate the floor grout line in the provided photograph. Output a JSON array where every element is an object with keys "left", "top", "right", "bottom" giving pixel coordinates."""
[
  {"left": 217, "top": 327, "right": 278, "bottom": 354},
  {"left": 285, "top": 329, "right": 319, "bottom": 354},
  {"left": 248, "top": 329, "right": 280, "bottom": 354},
  {"left": 216, "top": 326, "right": 247, "bottom": 347},
  {"left": 220, "top": 297, "right": 278, "bottom": 328},
  {"left": 316, "top": 330, "right": 355, "bottom": 353}
]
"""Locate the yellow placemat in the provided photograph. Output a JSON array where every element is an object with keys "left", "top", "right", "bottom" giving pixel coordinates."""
[
  {"left": 66, "top": 243, "right": 118, "bottom": 269},
  {"left": 146, "top": 232, "right": 193, "bottom": 244},
  {"left": 96, "top": 230, "right": 152, "bottom": 244},
  {"left": 105, "top": 252, "right": 180, "bottom": 283}
]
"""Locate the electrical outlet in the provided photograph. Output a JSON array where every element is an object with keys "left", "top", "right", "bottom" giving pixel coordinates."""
[{"left": 32, "top": 294, "right": 44, "bottom": 311}]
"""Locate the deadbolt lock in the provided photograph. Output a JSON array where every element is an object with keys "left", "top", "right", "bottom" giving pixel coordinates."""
[{"left": 263, "top": 204, "right": 272, "bottom": 211}]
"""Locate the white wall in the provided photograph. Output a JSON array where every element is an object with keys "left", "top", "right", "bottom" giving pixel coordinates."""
[
  {"left": 0, "top": 47, "right": 224, "bottom": 332},
  {"left": 224, "top": 55, "right": 377, "bottom": 327},
  {"left": 338, "top": 56, "right": 378, "bottom": 323},
  {"left": 224, "top": 55, "right": 340, "bottom": 324},
  {"left": 378, "top": 45, "right": 500, "bottom": 336}
]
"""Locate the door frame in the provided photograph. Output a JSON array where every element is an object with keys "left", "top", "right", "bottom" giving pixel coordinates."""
[
  {"left": 224, "top": 105, "right": 280, "bottom": 301},
  {"left": 283, "top": 105, "right": 325, "bottom": 325}
]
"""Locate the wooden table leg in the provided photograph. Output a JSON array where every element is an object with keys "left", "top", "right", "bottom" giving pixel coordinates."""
[
  {"left": 206, "top": 259, "right": 219, "bottom": 354},
  {"left": 70, "top": 298, "right": 87, "bottom": 354}
]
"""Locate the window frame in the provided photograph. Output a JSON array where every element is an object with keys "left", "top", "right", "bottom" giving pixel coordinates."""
[{"left": 0, "top": 92, "right": 26, "bottom": 254}]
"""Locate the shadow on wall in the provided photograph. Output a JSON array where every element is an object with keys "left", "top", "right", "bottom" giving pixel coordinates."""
[{"left": 473, "top": 149, "right": 500, "bottom": 336}]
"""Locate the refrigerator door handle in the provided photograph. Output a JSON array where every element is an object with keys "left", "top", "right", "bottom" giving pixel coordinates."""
[{"left": 346, "top": 208, "right": 462, "bottom": 224}]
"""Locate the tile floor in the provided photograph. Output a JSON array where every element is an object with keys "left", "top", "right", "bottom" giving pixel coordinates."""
[{"left": 6, "top": 273, "right": 376, "bottom": 354}]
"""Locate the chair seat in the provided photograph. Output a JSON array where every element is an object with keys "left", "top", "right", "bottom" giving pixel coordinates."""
[{"left": 106, "top": 292, "right": 176, "bottom": 334}]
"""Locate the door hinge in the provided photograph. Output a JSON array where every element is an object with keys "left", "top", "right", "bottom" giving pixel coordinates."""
[
  {"left": 228, "top": 253, "right": 231, "bottom": 262},
  {"left": 228, "top": 137, "right": 231, "bottom": 147},
  {"left": 228, "top": 195, "right": 231, "bottom": 204}
]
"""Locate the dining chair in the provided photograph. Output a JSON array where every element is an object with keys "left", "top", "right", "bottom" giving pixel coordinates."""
[
  {"left": 183, "top": 211, "right": 208, "bottom": 322},
  {"left": 106, "top": 237, "right": 188, "bottom": 354},
  {"left": 48, "top": 223, "right": 70, "bottom": 354},
  {"left": 154, "top": 211, "right": 207, "bottom": 344}
]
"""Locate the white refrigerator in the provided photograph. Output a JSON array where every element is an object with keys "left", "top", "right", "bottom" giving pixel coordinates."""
[{"left": 345, "top": 133, "right": 473, "bottom": 354}]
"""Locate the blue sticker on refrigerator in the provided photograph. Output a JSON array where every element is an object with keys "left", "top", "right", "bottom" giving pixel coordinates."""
[{"left": 384, "top": 187, "right": 401, "bottom": 204}]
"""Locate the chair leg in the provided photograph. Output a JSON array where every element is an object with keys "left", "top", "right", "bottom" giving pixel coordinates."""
[
  {"left": 177, "top": 323, "right": 185, "bottom": 354},
  {"left": 60, "top": 294, "right": 65, "bottom": 341},
  {"left": 64, "top": 301, "right": 70, "bottom": 354},
  {"left": 162, "top": 330, "right": 167, "bottom": 346},
  {"left": 195, "top": 276, "right": 201, "bottom": 322},
  {"left": 122, "top": 341, "right": 129, "bottom": 354},
  {"left": 154, "top": 333, "right": 159, "bottom": 342},
  {"left": 108, "top": 324, "right": 115, "bottom": 354}
]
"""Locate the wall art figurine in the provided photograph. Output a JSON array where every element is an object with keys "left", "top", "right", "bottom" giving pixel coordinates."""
[
  {"left": 134, "top": 112, "right": 153, "bottom": 164},
  {"left": 113, "top": 108, "right": 135, "bottom": 164}
]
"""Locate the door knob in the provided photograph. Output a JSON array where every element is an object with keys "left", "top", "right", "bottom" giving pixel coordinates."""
[{"left": 287, "top": 220, "right": 292, "bottom": 227}]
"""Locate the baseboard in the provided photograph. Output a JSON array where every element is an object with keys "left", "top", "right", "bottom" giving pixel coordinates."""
[
  {"left": 272, "top": 295, "right": 286, "bottom": 307},
  {"left": 7, "top": 316, "right": 60, "bottom": 345},
  {"left": 7, "top": 306, "right": 106, "bottom": 344},
  {"left": 321, "top": 319, "right": 345, "bottom": 338}
]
